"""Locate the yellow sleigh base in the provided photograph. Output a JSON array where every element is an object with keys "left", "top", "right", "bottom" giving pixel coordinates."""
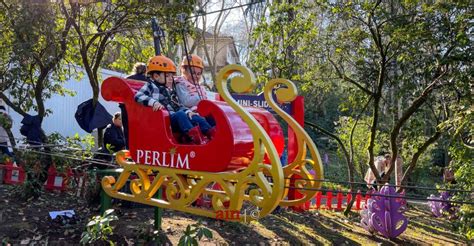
[{"left": 101, "top": 151, "right": 282, "bottom": 222}]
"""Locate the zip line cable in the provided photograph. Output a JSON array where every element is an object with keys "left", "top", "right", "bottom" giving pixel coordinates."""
[
  {"left": 282, "top": 176, "right": 473, "bottom": 193},
  {"left": 11, "top": 147, "right": 119, "bottom": 169},
  {"left": 197, "top": 174, "right": 471, "bottom": 204},
  {"left": 7, "top": 135, "right": 108, "bottom": 154},
  {"left": 13, "top": 145, "right": 108, "bottom": 163},
  {"left": 188, "top": 1, "right": 264, "bottom": 19},
  {"left": 2, "top": 142, "right": 472, "bottom": 194},
  {"left": 178, "top": 13, "right": 205, "bottom": 101},
  {"left": 0, "top": 143, "right": 116, "bottom": 167},
  {"left": 3, "top": 143, "right": 473, "bottom": 204},
  {"left": 1, "top": 138, "right": 114, "bottom": 158},
  {"left": 284, "top": 186, "right": 474, "bottom": 205}
]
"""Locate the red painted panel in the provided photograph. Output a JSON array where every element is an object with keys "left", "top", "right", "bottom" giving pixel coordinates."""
[{"left": 101, "top": 77, "right": 284, "bottom": 172}]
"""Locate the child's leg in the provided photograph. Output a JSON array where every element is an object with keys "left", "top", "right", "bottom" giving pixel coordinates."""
[
  {"left": 190, "top": 115, "right": 212, "bottom": 133},
  {"left": 205, "top": 116, "right": 216, "bottom": 127},
  {"left": 171, "top": 112, "right": 205, "bottom": 144},
  {"left": 170, "top": 111, "right": 194, "bottom": 133}
]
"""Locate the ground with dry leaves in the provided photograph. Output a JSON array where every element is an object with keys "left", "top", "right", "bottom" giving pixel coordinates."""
[{"left": 0, "top": 184, "right": 466, "bottom": 245}]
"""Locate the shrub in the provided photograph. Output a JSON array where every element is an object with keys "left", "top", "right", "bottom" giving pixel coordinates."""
[
  {"left": 178, "top": 221, "right": 213, "bottom": 246},
  {"left": 80, "top": 209, "right": 118, "bottom": 245}
]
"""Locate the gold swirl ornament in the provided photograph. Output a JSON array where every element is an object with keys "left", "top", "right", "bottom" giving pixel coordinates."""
[
  {"left": 215, "top": 65, "right": 284, "bottom": 218},
  {"left": 101, "top": 64, "right": 284, "bottom": 221},
  {"left": 102, "top": 150, "right": 243, "bottom": 219},
  {"left": 263, "top": 79, "right": 324, "bottom": 207}
]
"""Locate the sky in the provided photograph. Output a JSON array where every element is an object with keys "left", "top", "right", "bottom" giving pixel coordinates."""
[{"left": 195, "top": 0, "right": 249, "bottom": 34}]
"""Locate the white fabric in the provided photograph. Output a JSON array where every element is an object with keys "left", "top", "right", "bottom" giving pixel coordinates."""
[
  {"left": 394, "top": 157, "right": 403, "bottom": 187},
  {"left": 364, "top": 156, "right": 388, "bottom": 185},
  {"left": 364, "top": 155, "right": 403, "bottom": 186}
]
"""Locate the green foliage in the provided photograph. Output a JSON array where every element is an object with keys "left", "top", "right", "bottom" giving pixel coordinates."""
[
  {"left": 12, "top": 150, "right": 44, "bottom": 200},
  {"left": 456, "top": 204, "right": 474, "bottom": 241},
  {"left": 80, "top": 209, "right": 118, "bottom": 245},
  {"left": 0, "top": 154, "right": 10, "bottom": 163},
  {"left": 249, "top": 0, "right": 339, "bottom": 155},
  {"left": 1, "top": 237, "right": 11, "bottom": 245},
  {"left": 335, "top": 116, "right": 389, "bottom": 177},
  {"left": 134, "top": 224, "right": 165, "bottom": 244},
  {"left": 46, "top": 132, "right": 95, "bottom": 171},
  {"left": 11, "top": 132, "right": 96, "bottom": 200},
  {"left": 14, "top": 175, "right": 43, "bottom": 201},
  {"left": 447, "top": 141, "right": 473, "bottom": 240},
  {"left": 84, "top": 171, "right": 102, "bottom": 206},
  {"left": 249, "top": 1, "right": 321, "bottom": 84},
  {"left": 250, "top": 5, "right": 471, "bottom": 227},
  {"left": 64, "top": 1, "right": 194, "bottom": 85},
  {"left": 435, "top": 101, "right": 473, "bottom": 239},
  {"left": 0, "top": 112, "right": 12, "bottom": 129},
  {"left": 105, "top": 143, "right": 114, "bottom": 154},
  {"left": 178, "top": 221, "right": 213, "bottom": 246},
  {"left": 0, "top": 0, "right": 75, "bottom": 117}
]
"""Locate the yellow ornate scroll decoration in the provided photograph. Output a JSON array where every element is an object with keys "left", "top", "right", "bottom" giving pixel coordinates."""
[
  {"left": 101, "top": 64, "right": 284, "bottom": 221},
  {"left": 214, "top": 65, "right": 284, "bottom": 217},
  {"left": 263, "top": 79, "right": 324, "bottom": 207}
]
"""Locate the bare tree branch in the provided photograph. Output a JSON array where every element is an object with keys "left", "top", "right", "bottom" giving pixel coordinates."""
[
  {"left": 400, "top": 131, "right": 442, "bottom": 189},
  {"left": 328, "top": 59, "right": 373, "bottom": 95},
  {"left": 0, "top": 93, "right": 26, "bottom": 117}
]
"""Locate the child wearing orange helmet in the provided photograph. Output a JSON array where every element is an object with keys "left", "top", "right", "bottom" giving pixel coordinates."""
[
  {"left": 134, "top": 55, "right": 212, "bottom": 144},
  {"left": 174, "top": 55, "right": 209, "bottom": 110}
]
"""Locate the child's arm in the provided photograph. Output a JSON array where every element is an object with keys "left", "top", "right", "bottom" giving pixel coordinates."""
[{"left": 135, "top": 83, "right": 158, "bottom": 107}]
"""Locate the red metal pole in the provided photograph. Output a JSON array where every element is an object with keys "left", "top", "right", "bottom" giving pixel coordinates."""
[
  {"left": 346, "top": 190, "right": 352, "bottom": 210},
  {"left": 355, "top": 190, "right": 362, "bottom": 210},
  {"left": 326, "top": 191, "right": 333, "bottom": 210},
  {"left": 287, "top": 96, "right": 306, "bottom": 211},
  {"left": 336, "top": 191, "right": 343, "bottom": 211},
  {"left": 315, "top": 191, "right": 322, "bottom": 209}
]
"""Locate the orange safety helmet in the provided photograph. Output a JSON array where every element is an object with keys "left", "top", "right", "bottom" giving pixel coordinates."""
[
  {"left": 180, "top": 54, "right": 204, "bottom": 69},
  {"left": 146, "top": 55, "right": 177, "bottom": 74}
]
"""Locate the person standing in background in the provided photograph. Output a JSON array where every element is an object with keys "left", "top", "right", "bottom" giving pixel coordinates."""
[
  {"left": 0, "top": 99, "right": 13, "bottom": 157},
  {"left": 323, "top": 152, "right": 329, "bottom": 167},
  {"left": 126, "top": 62, "right": 148, "bottom": 82},
  {"left": 364, "top": 154, "right": 390, "bottom": 188},
  {"left": 103, "top": 112, "right": 126, "bottom": 154}
]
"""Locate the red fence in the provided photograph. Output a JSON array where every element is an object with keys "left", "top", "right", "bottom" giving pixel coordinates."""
[{"left": 299, "top": 190, "right": 371, "bottom": 211}]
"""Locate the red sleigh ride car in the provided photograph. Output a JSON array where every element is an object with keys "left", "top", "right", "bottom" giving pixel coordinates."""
[{"left": 101, "top": 77, "right": 284, "bottom": 173}]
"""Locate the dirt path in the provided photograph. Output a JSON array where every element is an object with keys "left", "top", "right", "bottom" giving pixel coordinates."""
[{"left": 0, "top": 184, "right": 466, "bottom": 245}]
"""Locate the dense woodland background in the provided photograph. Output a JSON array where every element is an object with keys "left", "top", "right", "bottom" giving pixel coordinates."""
[{"left": 0, "top": 0, "right": 472, "bottom": 240}]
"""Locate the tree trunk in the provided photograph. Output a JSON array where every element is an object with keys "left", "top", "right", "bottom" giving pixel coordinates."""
[
  {"left": 400, "top": 131, "right": 442, "bottom": 191},
  {"left": 6, "top": 128, "right": 15, "bottom": 150},
  {"left": 305, "top": 121, "right": 356, "bottom": 215},
  {"left": 385, "top": 72, "right": 446, "bottom": 182}
]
